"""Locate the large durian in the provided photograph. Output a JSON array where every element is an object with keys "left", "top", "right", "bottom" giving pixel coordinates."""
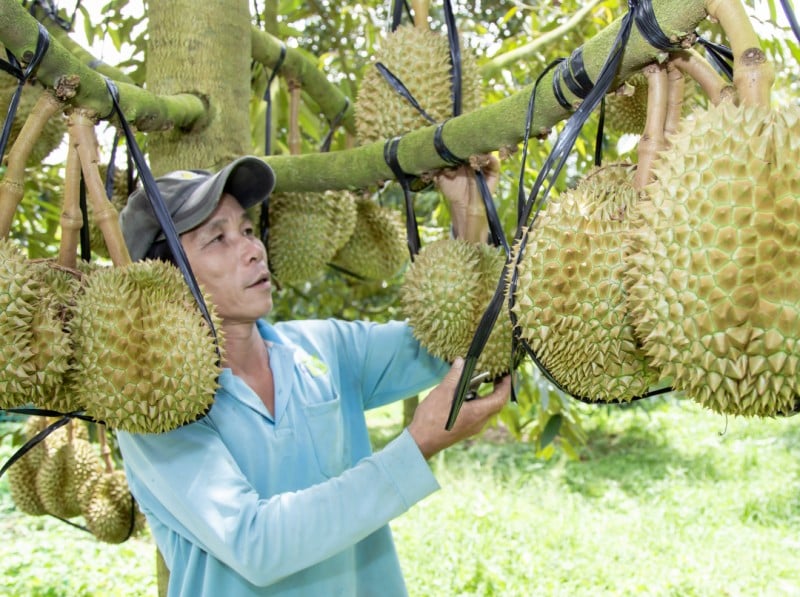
[
  {"left": 70, "top": 261, "right": 221, "bottom": 433},
  {"left": 0, "top": 71, "right": 66, "bottom": 164},
  {"left": 83, "top": 469, "right": 146, "bottom": 544},
  {"left": 0, "top": 238, "right": 40, "bottom": 409},
  {"left": 509, "top": 163, "right": 659, "bottom": 402},
  {"left": 267, "top": 191, "right": 357, "bottom": 286},
  {"left": 401, "top": 238, "right": 511, "bottom": 378},
  {"left": 331, "top": 198, "right": 408, "bottom": 280},
  {"left": 355, "top": 25, "right": 482, "bottom": 145},
  {"left": 624, "top": 100, "right": 800, "bottom": 416}
]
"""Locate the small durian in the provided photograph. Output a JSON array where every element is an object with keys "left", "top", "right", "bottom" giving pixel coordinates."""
[
  {"left": 330, "top": 198, "right": 408, "bottom": 280},
  {"left": 71, "top": 261, "right": 221, "bottom": 433},
  {"left": 83, "top": 469, "right": 146, "bottom": 544},
  {"left": 605, "top": 72, "right": 694, "bottom": 135},
  {"left": 36, "top": 438, "right": 102, "bottom": 519},
  {"left": 624, "top": 100, "right": 800, "bottom": 416},
  {"left": 509, "top": 163, "right": 659, "bottom": 402},
  {"left": 0, "top": 238, "right": 40, "bottom": 409},
  {"left": 268, "top": 191, "right": 357, "bottom": 286},
  {"left": 355, "top": 25, "right": 482, "bottom": 145}
]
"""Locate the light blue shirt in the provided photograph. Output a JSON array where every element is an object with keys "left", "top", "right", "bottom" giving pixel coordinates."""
[{"left": 117, "top": 318, "right": 449, "bottom": 596}]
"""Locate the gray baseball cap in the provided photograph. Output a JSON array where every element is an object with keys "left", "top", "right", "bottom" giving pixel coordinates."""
[{"left": 119, "top": 156, "right": 276, "bottom": 261}]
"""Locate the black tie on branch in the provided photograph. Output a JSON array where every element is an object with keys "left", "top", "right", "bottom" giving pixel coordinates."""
[
  {"left": 390, "top": 0, "right": 413, "bottom": 32},
  {"left": 780, "top": 0, "right": 800, "bottom": 45},
  {"left": 0, "top": 23, "right": 50, "bottom": 161},
  {"left": 104, "top": 78, "right": 221, "bottom": 371},
  {"left": 79, "top": 173, "right": 91, "bottom": 262},
  {"left": 555, "top": 48, "right": 595, "bottom": 108},
  {"left": 697, "top": 37, "right": 734, "bottom": 81},
  {"left": 25, "top": 0, "right": 81, "bottom": 31},
  {"left": 384, "top": 136, "right": 421, "bottom": 259},
  {"left": 442, "top": 0, "right": 462, "bottom": 117},
  {"left": 433, "top": 122, "right": 509, "bottom": 254},
  {"left": 320, "top": 97, "right": 350, "bottom": 153},
  {"left": 447, "top": 0, "right": 670, "bottom": 428}
]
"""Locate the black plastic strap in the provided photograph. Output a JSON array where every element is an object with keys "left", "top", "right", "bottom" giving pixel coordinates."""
[
  {"left": 375, "top": 62, "right": 438, "bottom": 125},
  {"left": 263, "top": 43, "right": 286, "bottom": 158},
  {"left": 433, "top": 121, "right": 464, "bottom": 165},
  {"left": 28, "top": 0, "right": 80, "bottom": 31},
  {"left": 384, "top": 136, "right": 421, "bottom": 259},
  {"left": 0, "top": 23, "right": 50, "bottom": 160},
  {"left": 595, "top": 96, "right": 606, "bottom": 167},
  {"left": 551, "top": 60, "right": 573, "bottom": 111},
  {"left": 443, "top": 0, "right": 462, "bottom": 116},
  {"left": 320, "top": 97, "right": 349, "bottom": 153},
  {"left": 634, "top": 0, "right": 684, "bottom": 51},
  {"left": 79, "top": 173, "right": 91, "bottom": 262},
  {"left": 0, "top": 414, "right": 72, "bottom": 480},
  {"left": 562, "top": 48, "right": 594, "bottom": 100},
  {"left": 391, "top": 0, "right": 411, "bottom": 32},
  {"left": 781, "top": 0, "right": 800, "bottom": 45},
  {"left": 104, "top": 79, "right": 220, "bottom": 365},
  {"left": 697, "top": 36, "right": 733, "bottom": 81}
]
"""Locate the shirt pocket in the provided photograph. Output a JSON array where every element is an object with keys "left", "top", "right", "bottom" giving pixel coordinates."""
[{"left": 303, "top": 394, "right": 347, "bottom": 478}]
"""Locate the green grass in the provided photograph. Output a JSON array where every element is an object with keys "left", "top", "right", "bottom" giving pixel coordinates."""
[{"left": 2, "top": 397, "right": 799, "bottom": 596}]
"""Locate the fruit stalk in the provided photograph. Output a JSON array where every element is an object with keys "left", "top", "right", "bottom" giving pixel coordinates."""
[
  {"left": 634, "top": 63, "right": 668, "bottom": 190},
  {"left": 670, "top": 48, "right": 732, "bottom": 106},
  {"left": 57, "top": 143, "right": 82, "bottom": 269}
]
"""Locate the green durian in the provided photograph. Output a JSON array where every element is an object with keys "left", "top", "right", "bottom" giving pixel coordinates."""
[
  {"left": 267, "top": 191, "right": 357, "bottom": 286},
  {"left": 83, "top": 469, "right": 146, "bottom": 544},
  {"left": 509, "top": 163, "right": 659, "bottom": 402},
  {"left": 0, "top": 238, "right": 39, "bottom": 409},
  {"left": 355, "top": 25, "right": 482, "bottom": 145},
  {"left": 71, "top": 261, "right": 221, "bottom": 433},
  {"left": 623, "top": 100, "right": 800, "bottom": 416},
  {"left": 331, "top": 198, "right": 408, "bottom": 280},
  {"left": 36, "top": 438, "right": 103, "bottom": 519}
]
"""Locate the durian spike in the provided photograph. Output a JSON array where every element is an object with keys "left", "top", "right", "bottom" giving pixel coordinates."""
[
  {"left": 58, "top": 143, "right": 82, "bottom": 269},
  {"left": 98, "top": 427, "right": 114, "bottom": 474},
  {"left": 664, "top": 60, "right": 688, "bottom": 138},
  {"left": 633, "top": 63, "right": 668, "bottom": 191},
  {"left": 288, "top": 79, "right": 302, "bottom": 155},
  {"left": 68, "top": 110, "right": 132, "bottom": 267},
  {"left": 671, "top": 48, "right": 732, "bottom": 106},
  {"left": 412, "top": 0, "right": 430, "bottom": 29},
  {"left": 705, "top": 0, "right": 774, "bottom": 107},
  {"left": 0, "top": 90, "right": 65, "bottom": 238}
]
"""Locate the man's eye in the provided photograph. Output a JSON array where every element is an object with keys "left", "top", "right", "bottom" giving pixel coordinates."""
[
  {"left": 244, "top": 226, "right": 255, "bottom": 236},
  {"left": 209, "top": 234, "right": 224, "bottom": 244}
]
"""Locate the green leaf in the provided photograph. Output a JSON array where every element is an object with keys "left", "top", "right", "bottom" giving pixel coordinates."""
[{"left": 539, "top": 413, "right": 562, "bottom": 449}]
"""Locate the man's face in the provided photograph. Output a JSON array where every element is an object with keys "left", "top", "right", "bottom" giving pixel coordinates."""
[{"left": 180, "top": 193, "right": 272, "bottom": 326}]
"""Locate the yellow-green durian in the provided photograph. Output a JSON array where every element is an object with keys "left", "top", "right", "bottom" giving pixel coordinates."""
[
  {"left": 0, "top": 238, "right": 39, "bottom": 409},
  {"left": 83, "top": 470, "right": 146, "bottom": 544},
  {"left": 36, "top": 438, "right": 102, "bottom": 519},
  {"left": 509, "top": 163, "right": 659, "bottom": 402},
  {"left": 27, "top": 262, "right": 82, "bottom": 412},
  {"left": 605, "top": 72, "right": 694, "bottom": 135},
  {"left": 330, "top": 198, "right": 408, "bottom": 280},
  {"left": 71, "top": 261, "right": 221, "bottom": 433},
  {"left": 356, "top": 25, "right": 482, "bottom": 145},
  {"left": 0, "top": 73, "right": 66, "bottom": 164},
  {"left": 401, "top": 238, "right": 484, "bottom": 360},
  {"left": 268, "top": 191, "right": 357, "bottom": 286},
  {"left": 623, "top": 100, "right": 800, "bottom": 417}
]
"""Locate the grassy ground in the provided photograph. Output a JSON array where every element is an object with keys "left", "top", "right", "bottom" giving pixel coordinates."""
[{"left": 1, "top": 396, "right": 799, "bottom": 596}]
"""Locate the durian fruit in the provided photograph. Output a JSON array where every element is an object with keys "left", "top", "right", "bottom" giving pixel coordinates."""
[
  {"left": 0, "top": 238, "right": 40, "bottom": 409},
  {"left": 605, "top": 72, "right": 693, "bottom": 135},
  {"left": 355, "top": 25, "right": 482, "bottom": 145},
  {"left": 401, "top": 239, "right": 512, "bottom": 378},
  {"left": 330, "top": 198, "right": 408, "bottom": 280},
  {"left": 509, "top": 163, "right": 659, "bottom": 402},
  {"left": 623, "top": 100, "right": 800, "bottom": 417},
  {"left": 83, "top": 469, "right": 146, "bottom": 544},
  {"left": 268, "top": 191, "right": 357, "bottom": 286},
  {"left": 0, "top": 71, "right": 66, "bottom": 164},
  {"left": 70, "top": 260, "right": 221, "bottom": 433},
  {"left": 36, "top": 437, "right": 103, "bottom": 519},
  {"left": 5, "top": 416, "right": 88, "bottom": 515},
  {"left": 27, "top": 261, "right": 83, "bottom": 413},
  {"left": 88, "top": 166, "right": 131, "bottom": 260}
]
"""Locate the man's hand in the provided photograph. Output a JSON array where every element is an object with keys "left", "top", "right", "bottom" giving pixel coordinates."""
[{"left": 408, "top": 358, "right": 511, "bottom": 460}]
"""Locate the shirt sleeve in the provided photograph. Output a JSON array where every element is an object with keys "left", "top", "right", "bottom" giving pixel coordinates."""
[{"left": 117, "top": 424, "right": 438, "bottom": 587}]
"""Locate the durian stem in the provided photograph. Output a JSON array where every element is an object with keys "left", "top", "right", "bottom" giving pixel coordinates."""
[
  {"left": 98, "top": 426, "right": 114, "bottom": 474},
  {"left": 634, "top": 63, "right": 668, "bottom": 191},
  {"left": 670, "top": 48, "right": 732, "bottom": 106},
  {"left": 704, "top": 0, "right": 774, "bottom": 106},
  {"left": 412, "top": 0, "right": 429, "bottom": 29},
  {"left": 68, "top": 110, "right": 132, "bottom": 267},
  {"left": 664, "top": 60, "right": 686, "bottom": 138},
  {"left": 288, "top": 79, "right": 301, "bottom": 155},
  {"left": 58, "top": 142, "right": 82, "bottom": 269},
  {"left": 0, "top": 89, "right": 64, "bottom": 238}
]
